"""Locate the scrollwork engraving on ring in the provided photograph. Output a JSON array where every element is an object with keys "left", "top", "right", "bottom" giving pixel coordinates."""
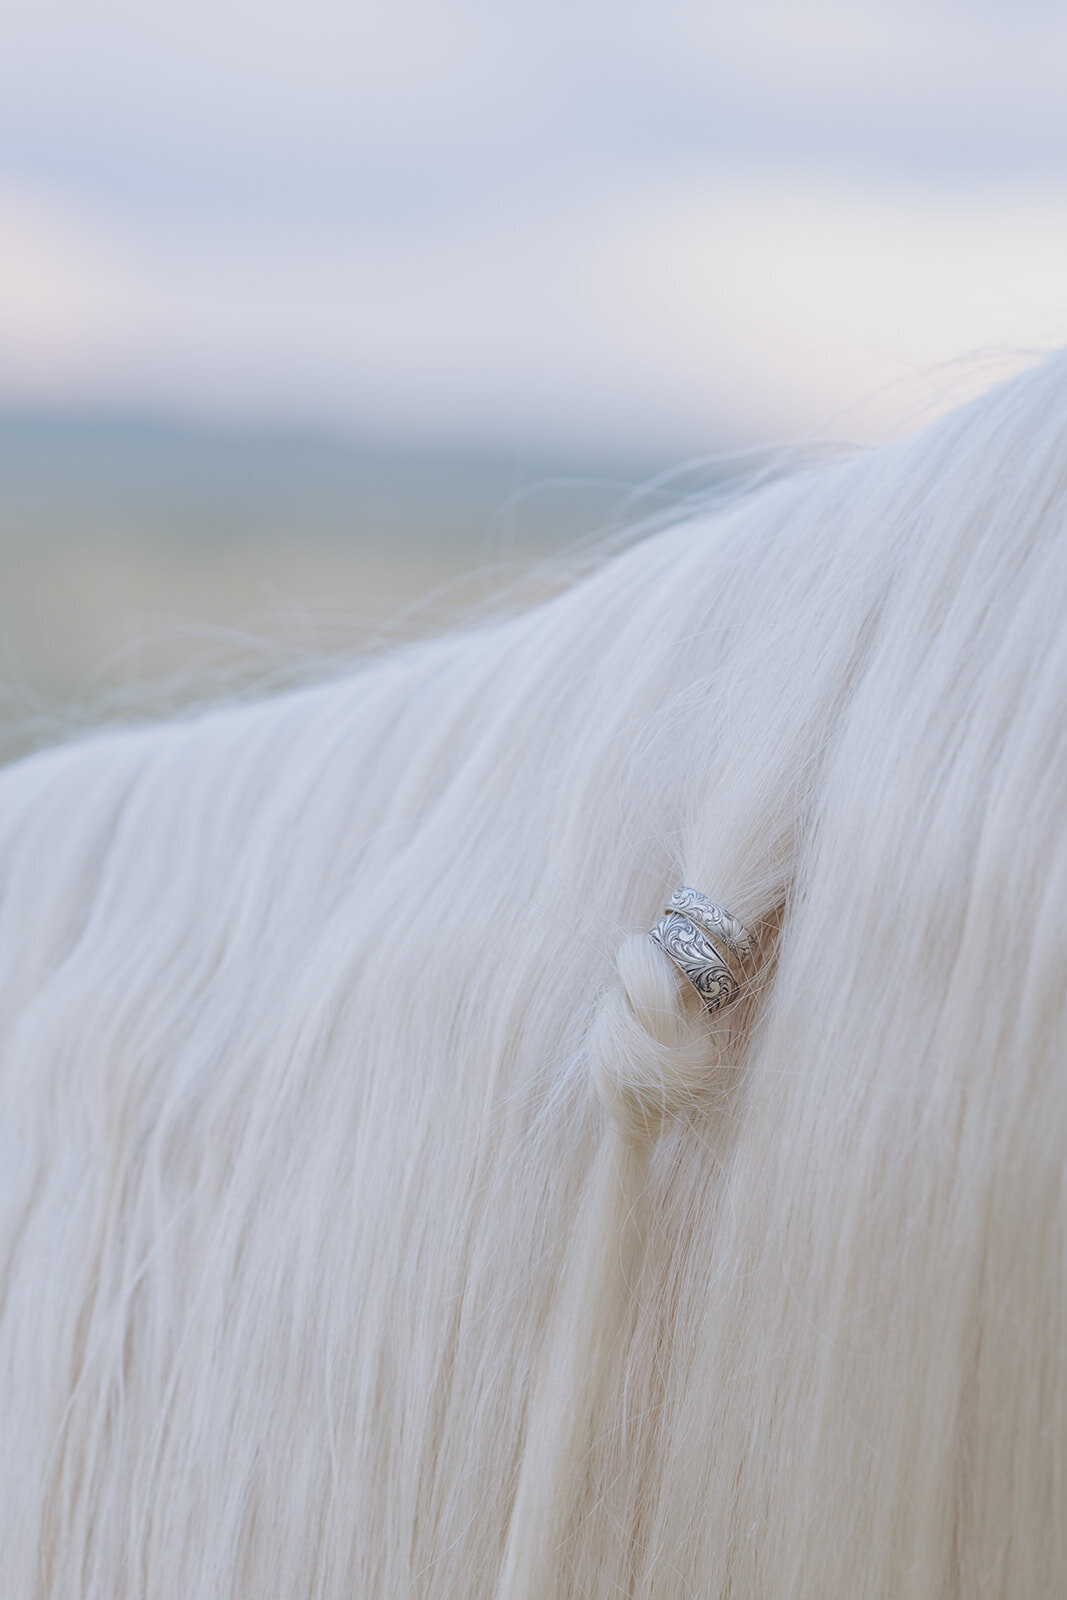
[
  {"left": 648, "top": 910, "right": 741, "bottom": 1016},
  {"left": 666, "top": 887, "right": 754, "bottom": 969}
]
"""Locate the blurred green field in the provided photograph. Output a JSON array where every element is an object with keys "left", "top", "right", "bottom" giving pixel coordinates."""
[{"left": 0, "top": 415, "right": 683, "bottom": 757}]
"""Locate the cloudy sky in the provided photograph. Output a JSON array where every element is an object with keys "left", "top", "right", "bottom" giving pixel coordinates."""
[{"left": 1, "top": 0, "right": 1065, "bottom": 452}]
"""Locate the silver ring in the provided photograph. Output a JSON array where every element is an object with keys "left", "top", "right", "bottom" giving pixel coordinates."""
[
  {"left": 665, "top": 886, "right": 754, "bottom": 969},
  {"left": 648, "top": 888, "right": 752, "bottom": 1016}
]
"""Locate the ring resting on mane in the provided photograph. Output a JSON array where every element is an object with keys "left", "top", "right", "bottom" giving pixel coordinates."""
[{"left": 648, "top": 887, "right": 753, "bottom": 1015}]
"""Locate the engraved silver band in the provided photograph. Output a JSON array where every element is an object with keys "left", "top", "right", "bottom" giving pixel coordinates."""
[
  {"left": 664, "top": 886, "right": 754, "bottom": 969},
  {"left": 648, "top": 887, "right": 752, "bottom": 1016}
]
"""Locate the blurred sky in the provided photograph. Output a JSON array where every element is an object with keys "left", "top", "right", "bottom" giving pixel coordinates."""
[{"left": 1, "top": 0, "right": 1066, "bottom": 454}]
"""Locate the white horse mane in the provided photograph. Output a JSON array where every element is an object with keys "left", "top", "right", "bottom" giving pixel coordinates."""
[{"left": 0, "top": 352, "right": 1064, "bottom": 1597}]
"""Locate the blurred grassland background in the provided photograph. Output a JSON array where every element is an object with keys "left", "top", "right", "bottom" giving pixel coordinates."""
[
  {"left": 0, "top": 413, "right": 674, "bottom": 749},
  {"left": 2, "top": 0, "right": 1066, "bottom": 756}
]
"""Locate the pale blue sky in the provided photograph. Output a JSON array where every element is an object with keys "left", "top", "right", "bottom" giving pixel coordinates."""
[{"left": 1, "top": 1, "right": 1065, "bottom": 450}]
